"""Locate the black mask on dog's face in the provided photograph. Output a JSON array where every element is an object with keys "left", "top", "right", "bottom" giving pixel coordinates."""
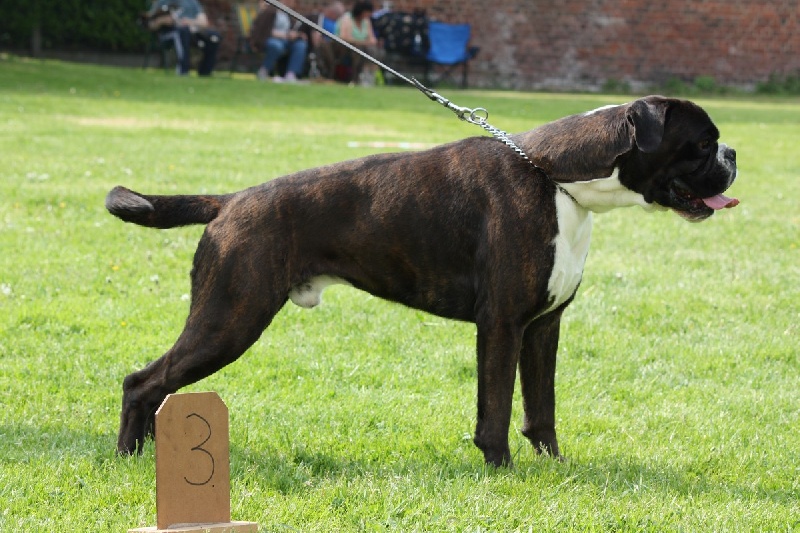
[{"left": 622, "top": 97, "right": 738, "bottom": 221}]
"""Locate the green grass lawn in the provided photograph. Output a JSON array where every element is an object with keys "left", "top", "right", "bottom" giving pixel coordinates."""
[{"left": 1, "top": 55, "right": 798, "bottom": 531}]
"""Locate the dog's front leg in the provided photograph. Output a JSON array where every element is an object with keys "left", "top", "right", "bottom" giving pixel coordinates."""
[
  {"left": 117, "top": 362, "right": 171, "bottom": 454},
  {"left": 473, "top": 321, "right": 523, "bottom": 467},
  {"left": 519, "top": 311, "right": 562, "bottom": 458}
]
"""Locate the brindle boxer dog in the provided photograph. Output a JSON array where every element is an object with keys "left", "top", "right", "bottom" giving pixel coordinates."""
[{"left": 107, "top": 96, "right": 738, "bottom": 466}]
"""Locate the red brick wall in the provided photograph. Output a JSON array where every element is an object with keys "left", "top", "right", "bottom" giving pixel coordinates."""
[{"left": 214, "top": 0, "right": 800, "bottom": 90}]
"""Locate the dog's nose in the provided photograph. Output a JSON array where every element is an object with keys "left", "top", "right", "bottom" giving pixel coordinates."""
[{"left": 719, "top": 144, "right": 736, "bottom": 163}]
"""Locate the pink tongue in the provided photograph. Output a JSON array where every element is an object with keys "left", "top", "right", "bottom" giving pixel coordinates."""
[{"left": 702, "top": 194, "right": 739, "bottom": 210}]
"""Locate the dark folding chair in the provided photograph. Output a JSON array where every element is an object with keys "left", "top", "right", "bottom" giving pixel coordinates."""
[
  {"left": 140, "top": 2, "right": 222, "bottom": 75},
  {"left": 140, "top": 4, "right": 175, "bottom": 71},
  {"left": 424, "top": 21, "right": 480, "bottom": 88},
  {"left": 142, "top": 30, "right": 174, "bottom": 71}
]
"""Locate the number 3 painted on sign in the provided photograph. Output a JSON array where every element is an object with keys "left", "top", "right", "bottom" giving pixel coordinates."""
[
  {"left": 184, "top": 412, "right": 215, "bottom": 486},
  {"left": 154, "top": 392, "right": 234, "bottom": 528}
]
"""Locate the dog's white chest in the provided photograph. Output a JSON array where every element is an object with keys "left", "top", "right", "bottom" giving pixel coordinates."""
[{"left": 541, "top": 189, "right": 593, "bottom": 316}]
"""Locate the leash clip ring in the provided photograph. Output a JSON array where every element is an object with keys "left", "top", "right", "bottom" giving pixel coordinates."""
[
  {"left": 449, "top": 104, "right": 473, "bottom": 121},
  {"left": 466, "top": 107, "right": 489, "bottom": 125}
]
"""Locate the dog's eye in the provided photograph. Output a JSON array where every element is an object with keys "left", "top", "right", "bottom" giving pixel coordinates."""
[{"left": 698, "top": 139, "right": 712, "bottom": 151}]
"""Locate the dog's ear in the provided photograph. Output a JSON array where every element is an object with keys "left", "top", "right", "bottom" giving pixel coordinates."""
[{"left": 626, "top": 97, "right": 670, "bottom": 153}]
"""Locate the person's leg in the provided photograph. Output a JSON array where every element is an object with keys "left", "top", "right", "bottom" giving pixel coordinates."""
[
  {"left": 261, "top": 38, "right": 289, "bottom": 74},
  {"left": 315, "top": 40, "right": 336, "bottom": 78},
  {"left": 358, "top": 44, "right": 383, "bottom": 84},
  {"left": 196, "top": 30, "right": 220, "bottom": 76},
  {"left": 285, "top": 39, "right": 308, "bottom": 78},
  {"left": 174, "top": 27, "right": 193, "bottom": 75},
  {"left": 351, "top": 45, "right": 367, "bottom": 83}
]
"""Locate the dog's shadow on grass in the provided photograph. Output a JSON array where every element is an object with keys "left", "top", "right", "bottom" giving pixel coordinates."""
[
  {"left": 513, "top": 451, "right": 796, "bottom": 506},
  {"left": 9, "top": 421, "right": 788, "bottom": 507},
  {"left": 231, "top": 445, "right": 357, "bottom": 495},
  {"left": 229, "top": 442, "right": 486, "bottom": 495},
  {"left": 230, "top": 442, "right": 794, "bottom": 507},
  {"left": 1, "top": 422, "right": 121, "bottom": 463}
]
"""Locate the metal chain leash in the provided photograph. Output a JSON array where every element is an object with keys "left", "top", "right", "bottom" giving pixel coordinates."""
[
  {"left": 412, "top": 81, "right": 537, "bottom": 167},
  {"left": 261, "top": 0, "right": 541, "bottom": 171}
]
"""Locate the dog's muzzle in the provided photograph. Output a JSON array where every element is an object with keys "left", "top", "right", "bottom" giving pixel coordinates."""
[{"left": 669, "top": 144, "right": 739, "bottom": 222}]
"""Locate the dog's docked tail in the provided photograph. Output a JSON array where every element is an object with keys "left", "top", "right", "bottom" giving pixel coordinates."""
[{"left": 105, "top": 186, "right": 229, "bottom": 229}]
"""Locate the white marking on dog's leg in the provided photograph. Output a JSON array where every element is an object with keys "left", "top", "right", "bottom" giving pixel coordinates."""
[{"left": 289, "top": 275, "right": 349, "bottom": 308}]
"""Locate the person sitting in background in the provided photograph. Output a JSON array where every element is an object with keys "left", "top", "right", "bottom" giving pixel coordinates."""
[
  {"left": 335, "top": 1, "right": 380, "bottom": 84},
  {"left": 147, "top": 0, "right": 220, "bottom": 76},
  {"left": 310, "top": 1, "right": 346, "bottom": 79},
  {"left": 249, "top": 0, "right": 308, "bottom": 83}
]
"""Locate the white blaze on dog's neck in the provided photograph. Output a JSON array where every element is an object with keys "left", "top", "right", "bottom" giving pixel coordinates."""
[
  {"left": 539, "top": 189, "right": 593, "bottom": 318},
  {"left": 582, "top": 103, "right": 621, "bottom": 116},
  {"left": 560, "top": 168, "right": 667, "bottom": 213},
  {"left": 539, "top": 166, "right": 667, "bottom": 318}
]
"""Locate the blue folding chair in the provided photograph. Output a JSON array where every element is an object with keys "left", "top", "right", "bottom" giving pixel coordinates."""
[{"left": 425, "top": 21, "right": 479, "bottom": 88}]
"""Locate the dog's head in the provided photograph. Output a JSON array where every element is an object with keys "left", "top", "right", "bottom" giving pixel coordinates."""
[
  {"left": 536, "top": 96, "right": 739, "bottom": 221},
  {"left": 620, "top": 96, "right": 738, "bottom": 221}
]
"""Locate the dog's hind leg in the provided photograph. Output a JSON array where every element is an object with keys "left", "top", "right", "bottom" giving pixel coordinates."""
[
  {"left": 518, "top": 311, "right": 562, "bottom": 459},
  {"left": 472, "top": 321, "right": 523, "bottom": 467},
  {"left": 117, "top": 232, "right": 287, "bottom": 454}
]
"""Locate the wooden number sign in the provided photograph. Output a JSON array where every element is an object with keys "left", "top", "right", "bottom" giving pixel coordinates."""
[
  {"left": 129, "top": 392, "right": 257, "bottom": 533},
  {"left": 156, "top": 392, "right": 230, "bottom": 528}
]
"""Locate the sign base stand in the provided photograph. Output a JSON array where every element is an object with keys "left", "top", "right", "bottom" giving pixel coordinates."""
[{"left": 129, "top": 521, "right": 258, "bottom": 533}]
